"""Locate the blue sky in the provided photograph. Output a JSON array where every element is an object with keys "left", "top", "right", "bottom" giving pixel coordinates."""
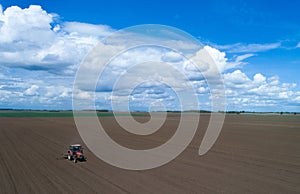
[{"left": 0, "top": 0, "right": 299, "bottom": 111}]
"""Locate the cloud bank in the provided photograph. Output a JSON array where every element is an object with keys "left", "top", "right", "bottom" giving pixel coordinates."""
[{"left": 0, "top": 5, "right": 299, "bottom": 112}]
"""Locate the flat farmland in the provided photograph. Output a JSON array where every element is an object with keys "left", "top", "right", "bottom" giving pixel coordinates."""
[{"left": 0, "top": 112, "right": 299, "bottom": 193}]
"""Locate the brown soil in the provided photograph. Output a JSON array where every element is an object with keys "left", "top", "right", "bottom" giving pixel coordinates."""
[{"left": 0, "top": 114, "right": 299, "bottom": 193}]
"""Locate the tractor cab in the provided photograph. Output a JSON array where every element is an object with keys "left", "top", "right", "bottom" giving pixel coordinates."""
[{"left": 69, "top": 144, "right": 83, "bottom": 154}]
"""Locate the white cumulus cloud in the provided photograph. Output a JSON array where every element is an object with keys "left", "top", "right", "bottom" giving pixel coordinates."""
[
  {"left": 24, "top": 85, "right": 39, "bottom": 96},
  {"left": 253, "top": 73, "right": 266, "bottom": 83},
  {"left": 0, "top": 5, "right": 113, "bottom": 75}
]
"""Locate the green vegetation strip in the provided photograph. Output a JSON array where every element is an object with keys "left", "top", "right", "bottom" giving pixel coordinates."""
[{"left": 0, "top": 111, "right": 147, "bottom": 117}]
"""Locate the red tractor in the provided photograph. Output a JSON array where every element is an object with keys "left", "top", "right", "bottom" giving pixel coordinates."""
[{"left": 64, "top": 144, "right": 86, "bottom": 163}]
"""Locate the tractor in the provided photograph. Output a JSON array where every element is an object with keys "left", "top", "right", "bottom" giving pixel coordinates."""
[{"left": 64, "top": 144, "right": 86, "bottom": 163}]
